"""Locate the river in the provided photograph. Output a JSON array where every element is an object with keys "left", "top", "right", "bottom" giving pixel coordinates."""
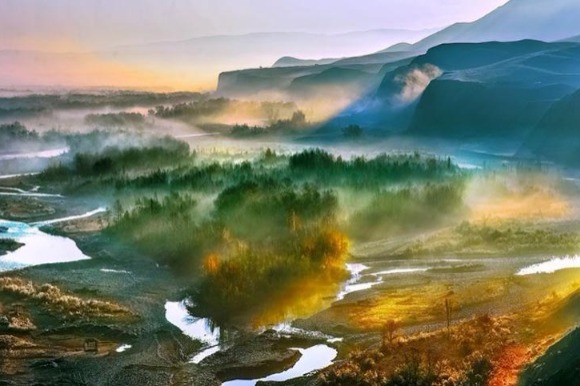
[
  {"left": 2, "top": 198, "right": 578, "bottom": 384},
  {"left": 0, "top": 209, "right": 105, "bottom": 272},
  {"left": 0, "top": 147, "right": 68, "bottom": 161}
]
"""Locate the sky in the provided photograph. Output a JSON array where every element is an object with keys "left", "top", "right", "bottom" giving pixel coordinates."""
[{"left": 1, "top": 0, "right": 510, "bottom": 51}]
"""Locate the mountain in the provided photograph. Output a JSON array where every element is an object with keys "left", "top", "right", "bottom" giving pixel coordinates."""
[
  {"left": 110, "top": 30, "right": 427, "bottom": 66},
  {"left": 520, "top": 88, "right": 580, "bottom": 164},
  {"left": 273, "top": 57, "right": 339, "bottom": 68},
  {"left": 518, "top": 326, "right": 580, "bottom": 386},
  {"left": 103, "top": 30, "right": 434, "bottom": 90},
  {"left": 393, "top": 0, "right": 580, "bottom": 53},
  {"left": 378, "top": 43, "right": 414, "bottom": 53},
  {"left": 271, "top": 50, "right": 419, "bottom": 69},
  {"left": 287, "top": 67, "right": 376, "bottom": 99},
  {"left": 218, "top": 0, "right": 580, "bottom": 102},
  {"left": 216, "top": 52, "right": 414, "bottom": 98},
  {"left": 268, "top": 29, "right": 439, "bottom": 68},
  {"left": 405, "top": 40, "right": 580, "bottom": 138},
  {"left": 216, "top": 50, "right": 417, "bottom": 98},
  {"left": 561, "top": 34, "right": 580, "bottom": 43},
  {"left": 312, "top": 38, "right": 580, "bottom": 142}
]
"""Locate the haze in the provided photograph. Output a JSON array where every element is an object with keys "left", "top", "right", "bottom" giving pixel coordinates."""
[
  {"left": 1, "top": 0, "right": 508, "bottom": 51},
  {"left": 2, "top": 1, "right": 580, "bottom": 385},
  {"left": 0, "top": 0, "right": 508, "bottom": 91}
]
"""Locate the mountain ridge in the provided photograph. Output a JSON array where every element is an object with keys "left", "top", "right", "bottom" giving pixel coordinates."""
[{"left": 385, "top": 0, "right": 580, "bottom": 53}]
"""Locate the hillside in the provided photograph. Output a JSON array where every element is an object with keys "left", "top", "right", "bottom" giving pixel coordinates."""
[
  {"left": 216, "top": 50, "right": 416, "bottom": 97},
  {"left": 287, "top": 67, "right": 375, "bottom": 98},
  {"left": 519, "top": 327, "right": 580, "bottom": 386},
  {"left": 325, "top": 40, "right": 579, "bottom": 137},
  {"left": 520, "top": 88, "right": 580, "bottom": 164},
  {"left": 404, "top": 41, "right": 580, "bottom": 138},
  {"left": 218, "top": 0, "right": 580, "bottom": 99}
]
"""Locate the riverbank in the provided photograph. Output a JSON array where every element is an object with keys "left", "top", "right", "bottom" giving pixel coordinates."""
[
  {"left": 0, "top": 194, "right": 336, "bottom": 385},
  {"left": 2, "top": 207, "right": 579, "bottom": 385},
  {"left": 0, "top": 155, "right": 579, "bottom": 385}
]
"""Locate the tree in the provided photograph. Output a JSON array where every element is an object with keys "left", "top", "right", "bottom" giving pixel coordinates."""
[
  {"left": 290, "top": 111, "right": 307, "bottom": 127},
  {"left": 342, "top": 124, "right": 364, "bottom": 139},
  {"left": 202, "top": 252, "right": 220, "bottom": 274},
  {"left": 288, "top": 210, "right": 300, "bottom": 233},
  {"left": 382, "top": 319, "right": 399, "bottom": 349},
  {"left": 445, "top": 297, "right": 453, "bottom": 338}
]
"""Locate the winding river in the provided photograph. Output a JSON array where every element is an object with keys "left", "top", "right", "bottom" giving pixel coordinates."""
[
  {"left": 163, "top": 263, "right": 454, "bottom": 384},
  {"left": 163, "top": 253, "right": 580, "bottom": 385},
  {"left": 162, "top": 262, "right": 400, "bottom": 384},
  {"left": 0, "top": 209, "right": 105, "bottom": 272},
  {"left": 164, "top": 300, "right": 338, "bottom": 385},
  {"left": 516, "top": 255, "right": 580, "bottom": 275},
  {"left": 222, "top": 345, "right": 337, "bottom": 386},
  {"left": 2, "top": 178, "right": 578, "bottom": 384},
  {"left": 0, "top": 147, "right": 68, "bottom": 161}
]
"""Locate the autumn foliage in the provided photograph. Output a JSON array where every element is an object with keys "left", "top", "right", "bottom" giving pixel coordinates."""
[{"left": 202, "top": 252, "right": 220, "bottom": 274}]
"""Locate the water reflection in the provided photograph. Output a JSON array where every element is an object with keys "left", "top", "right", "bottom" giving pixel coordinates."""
[
  {"left": 0, "top": 218, "right": 90, "bottom": 272},
  {"left": 222, "top": 344, "right": 337, "bottom": 386},
  {"left": 164, "top": 301, "right": 220, "bottom": 346},
  {"left": 248, "top": 276, "right": 342, "bottom": 328},
  {"left": 517, "top": 255, "right": 580, "bottom": 275}
]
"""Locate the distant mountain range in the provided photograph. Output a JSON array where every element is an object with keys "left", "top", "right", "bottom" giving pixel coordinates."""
[
  {"left": 216, "top": 0, "right": 580, "bottom": 165},
  {"left": 393, "top": 0, "right": 580, "bottom": 53},
  {"left": 0, "top": 29, "right": 438, "bottom": 90},
  {"left": 5, "top": 0, "right": 580, "bottom": 165},
  {"left": 222, "top": 0, "right": 580, "bottom": 94},
  {"left": 106, "top": 29, "right": 439, "bottom": 69}
]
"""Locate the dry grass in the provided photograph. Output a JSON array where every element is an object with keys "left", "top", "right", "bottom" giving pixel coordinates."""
[
  {"left": 0, "top": 276, "right": 131, "bottom": 321},
  {"left": 320, "top": 268, "right": 580, "bottom": 385},
  {"left": 320, "top": 315, "right": 514, "bottom": 386},
  {"left": 343, "top": 279, "right": 510, "bottom": 331}
]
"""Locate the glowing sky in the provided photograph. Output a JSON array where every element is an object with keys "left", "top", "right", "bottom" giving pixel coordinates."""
[
  {"left": 0, "top": 0, "right": 512, "bottom": 91},
  {"left": 1, "top": 0, "right": 509, "bottom": 51}
]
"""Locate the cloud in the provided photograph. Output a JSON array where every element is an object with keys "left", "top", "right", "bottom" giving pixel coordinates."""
[{"left": 396, "top": 64, "right": 442, "bottom": 102}]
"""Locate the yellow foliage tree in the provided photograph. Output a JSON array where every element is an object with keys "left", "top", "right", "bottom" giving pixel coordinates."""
[
  {"left": 202, "top": 252, "right": 220, "bottom": 274},
  {"left": 321, "top": 229, "right": 350, "bottom": 268}
]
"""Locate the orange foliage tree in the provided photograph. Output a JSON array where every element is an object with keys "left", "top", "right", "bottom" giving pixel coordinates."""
[{"left": 202, "top": 252, "right": 220, "bottom": 274}]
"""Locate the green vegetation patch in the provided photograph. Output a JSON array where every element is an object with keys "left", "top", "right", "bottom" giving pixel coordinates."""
[
  {"left": 85, "top": 112, "right": 146, "bottom": 128},
  {"left": 397, "top": 221, "right": 580, "bottom": 257},
  {"left": 53, "top": 145, "right": 465, "bottom": 324},
  {"left": 350, "top": 182, "right": 466, "bottom": 240},
  {"left": 108, "top": 181, "right": 349, "bottom": 324}
]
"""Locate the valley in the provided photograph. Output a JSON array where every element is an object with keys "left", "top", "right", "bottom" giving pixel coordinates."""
[
  {"left": 0, "top": 124, "right": 578, "bottom": 384},
  {"left": 2, "top": 1, "right": 580, "bottom": 385}
]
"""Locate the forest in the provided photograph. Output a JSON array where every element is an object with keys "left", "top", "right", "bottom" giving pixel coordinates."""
[{"left": 73, "top": 142, "right": 466, "bottom": 324}]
